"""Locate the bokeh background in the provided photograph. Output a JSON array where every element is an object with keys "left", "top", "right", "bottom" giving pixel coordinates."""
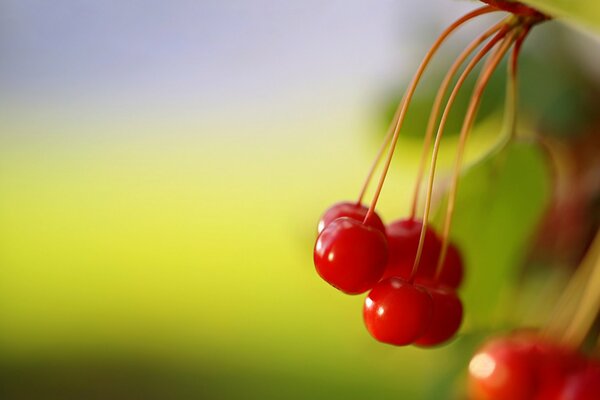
[{"left": 1, "top": 1, "right": 600, "bottom": 399}]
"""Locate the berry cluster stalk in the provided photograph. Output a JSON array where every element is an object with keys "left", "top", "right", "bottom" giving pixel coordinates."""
[
  {"left": 410, "top": 24, "right": 518, "bottom": 281},
  {"left": 503, "top": 25, "right": 530, "bottom": 142},
  {"left": 360, "top": 6, "right": 499, "bottom": 219},
  {"left": 545, "top": 229, "right": 600, "bottom": 348},
  {"left": 434, "top": 26, "right": 526, "bottom": 279},
  {"left": 563, "top": 238, "right": 600, "bottom": 347},
  {"left": 544, "top": 238, "right": 597, "bottom": 338},
  {"left": 408, "top": 19, "right": 509, "bottom": 221}
]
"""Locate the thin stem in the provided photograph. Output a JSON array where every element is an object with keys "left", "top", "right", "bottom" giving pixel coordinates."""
[
  {"left": 544, "top": 237, "right": 598, "bottom": 339},
  {"left": 504, "top": 26, "right": 530, "bottom": 142},
  {"left": 433, "top": 30, "right": 518, "bottom": 280},
  {"left": 357, "top": 105, "right": 401, "bottom": 204},
  {"left": 562, "top": 229, "right": 600, "bottom": 348},
  {"left": 409, "top": 19, "right": 508, "bottom": 220},
  {"left": 362, "top": 5, "right": 499, "bottom": 222},
  {"left": 409, "top": 26, "right": 515, "bottom": 282}
]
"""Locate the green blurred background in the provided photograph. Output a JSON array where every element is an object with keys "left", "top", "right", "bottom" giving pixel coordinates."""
[{"left": 1, "top": 1, "right": 600, "bottom": 399}]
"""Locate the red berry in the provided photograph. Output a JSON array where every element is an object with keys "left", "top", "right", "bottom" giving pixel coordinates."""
[
  {"left": 314, "top": 217, "right": 388, "bottom": 294},
  {"left": 468, "top": 336, "right": 539, "bottom": 400},
  {"left": 382, "top": 218, "right": 441, "bottom": 281},
  {"left": 317, "top": 201, "right": 385, "bottom": 234},
  {"left": 414, "top": 284, "right": 462, "bottom": 347},
  {"left": 468, "top": 333, "right": 592, "bottom": 400},
  {"left": 438, "top": 243, "right": 464, "bottom": 289},
  {"left": 549, "top": 362, "right": 600, "bottom": 400},
  {"left": 534, "top": 340, "right": 587, "bottom": 399},
  {"left": 363, "top": 277, "right": 433, "bottom": 346},
  {"left": 537, "top": 358, "right": 599, "bottom": 400}
]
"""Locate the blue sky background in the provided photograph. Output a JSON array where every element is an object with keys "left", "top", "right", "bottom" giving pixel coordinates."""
[{"left": 1, "top": 0, "right": 483, "bottom": 122}]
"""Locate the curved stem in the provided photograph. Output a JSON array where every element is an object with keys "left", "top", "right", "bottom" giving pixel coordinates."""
[
  {"left": 544, "top": 233, "right": 599, "bottom": 340},
  {"left": 409, "top": 18, "right": 508, "bottom": 220},
  {"left": 409, "top": 26, "right": 514, "bottom": 282},
  {"left": 433, "top": 29, "right": 519, "bottom": 280},
  {"left": 504, "top": 26, "right": 530, "bottom": 143},
  {"left": 357, "top": 104, "right": 401, "bottom": 204},
  {"left": 361, "top": 5, "right": 499, "bottom": 222},
  {"left": 562, "top": 229, "right": 600, "bottom": 348}
]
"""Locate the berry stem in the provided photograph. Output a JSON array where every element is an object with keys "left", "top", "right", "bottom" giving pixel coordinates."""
[
  {"left": 408, "top": 18, "right": 508, "bottom": 220},
  {"left": 356, "top": 108, "right": 398, "bottom": 204},
  {"left": 561, "top": 229, "right": 600, "bottom": 348},
  {"left": 362, "top": 6, "right": 499, "bottom": 223},
  {"left": 432, "top": 29, "right": 519, "bottom": 280},
  {"left": 544, "top": 239, "right": 596, "bottom": 340},
  {"left": 503, "top": 25, "right": 530, "bottom": 143},
  {"left": 409, "top": 25, "right": 515, "bottom": 282},
  {"left": 479, "top": 0, "right": 549, "bottom": 20},
  {"left": 435, "top": 24, "right": 531, "bottom": 279},
  {"left": 430, "top": 33, "right": 519, "bottom": 279}
]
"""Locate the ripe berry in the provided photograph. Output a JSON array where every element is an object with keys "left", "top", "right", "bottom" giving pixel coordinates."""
[
  {"left": 414, "top": 283, "right": 463, "bottom": 347},
  {"left": 534, "top": 340, "right": 587, "bottom": 399},
  {"left": 314, "top": 217, "right": 388, "bottom": 294},
  {"left": 438, "top": 243, "right": 464, "bottom": 289},
  {"left": 317, "top": 201, "right": 385, "bottom": 234},
  {"left": 552, "top": 362, "right": 600, "bottom": 400},
  {"left": 469, "top": 333, "right": 591, "bottom": 400},
  {"left": 363, "top": 277, "right": 433, "bottom": 346},
  {"left": 468, "top": 336, "right": 539, "bottom": 400},
  {"left": 382, "top": 218, "right": 441, "bottom": 281}
]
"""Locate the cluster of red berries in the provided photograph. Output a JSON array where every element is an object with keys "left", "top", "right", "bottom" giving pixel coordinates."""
[
  {"left": 309, "top": 2, "right": 600, "bottom": 400},
  {"left": 314, "top": 201, "right": 464, "bottom": 347},
  {"left": 312, "top": 0, "right": 551, "bottom": 348},
  {"left": 468, "top": 333, "right": 600, "bottom": 400}
]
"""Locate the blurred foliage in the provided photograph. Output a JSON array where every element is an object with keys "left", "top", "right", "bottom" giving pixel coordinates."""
[
  {"left": 378, "top": 23, "right": 600, "bottom": 141},
  {"left": 1, "top": 1, "right": 599, "bottom": 399},
  {"left": 433, "top": 140, "right": 552, "bottom": 327},
  {"left": 378, "top": 66, "right": 506, "bottom": 139},
  {"left": 0, "top": 356, "right": 414, "bottom": 400},
  {"left": 520, "top": 0, "right": 600, "bottom": 34}
]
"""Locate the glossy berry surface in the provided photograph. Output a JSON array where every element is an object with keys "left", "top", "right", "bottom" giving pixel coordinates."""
[
  {"left": 314, "top": 217, "right": 388, "bottom": 294},
  {"left": 469, "top": 333, "right": 592, "bottom": 400},
  {"left": 468, "top": 336, "right": 539, "bottom": 400},
  {"left": 414, "top": 284, "right": 462, "bottom": 347},
  {"left": 382, "top": 218, "right": 441, "bottom": 281},
  {"left": 363, "top": 277, "right": 433, "bottom": 346},
  {"left": 438, "top": 243, "right": 464, "bottom": 289},
  {"left": 317, "top": 201, "right": 385, "bottom": 234}
]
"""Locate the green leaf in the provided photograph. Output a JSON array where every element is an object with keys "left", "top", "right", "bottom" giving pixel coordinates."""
[
  {"left": 520, "top": 0, "right": 600, "bottom": 34},
  {"left": 434, "top": 140, "right": 551, "bottom": 327}
]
